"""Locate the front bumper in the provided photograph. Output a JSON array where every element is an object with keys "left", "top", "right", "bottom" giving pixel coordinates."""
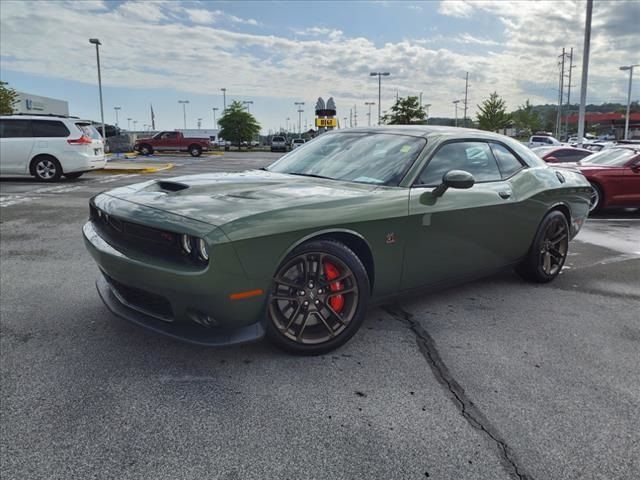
[
  {"left": 97, "top": 275, "right": 265, "bottom": 346},
  {"left": 83, "top": 220, "right": 268, "bottom": 347}
]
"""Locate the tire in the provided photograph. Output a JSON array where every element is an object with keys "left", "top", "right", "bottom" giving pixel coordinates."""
[
  {"left": 64, "top": 172, "right": 84, "bottom": 180},
  {"left": 516, "top": 210, "right": 569, "bottom": 283},
  {"left": 589, "top": 182, "right": 603, "bottom": 213},
  {"left": 139, "top": 144, "right": 153, "bottom": 155},
  {"left": 31, "top": 156, "right": 62, "bottom": 182},
  {"left": 266, "top": 239, "right": 370, "bottom": 355},
  {"left": 189, "top": 145, "right": 202, "bottom": 157}
]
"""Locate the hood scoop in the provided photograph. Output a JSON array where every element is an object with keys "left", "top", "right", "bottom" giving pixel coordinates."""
[{"left": 154, "top": 181, "right": 189, "bottom": 193}]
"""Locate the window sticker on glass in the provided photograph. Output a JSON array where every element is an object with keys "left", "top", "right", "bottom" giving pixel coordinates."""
[{"left": 400, "top": 145, "right": 412, "bottom": 153}]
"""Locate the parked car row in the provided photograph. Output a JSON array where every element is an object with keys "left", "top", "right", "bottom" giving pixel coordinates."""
[
  {"left": 270, "top": 136, "right": 306, "bottom": 152},
  {"left": 0, "top": 114, "right": 106, "bottom": 181}
]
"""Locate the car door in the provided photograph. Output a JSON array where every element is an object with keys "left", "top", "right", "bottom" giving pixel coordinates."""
[
  {"left": 401, "top": 140, "right": 527, "bottom": 289},
  {"left": 0, "top": 119, "right": 34, "bottom": 174}
]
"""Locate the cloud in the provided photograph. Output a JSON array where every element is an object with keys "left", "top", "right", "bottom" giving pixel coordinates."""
[
  {"left": 437, "top": 0, "right": 474, "bottom": 18},
  {"left": 0, "top": 0, "right": 637, "bottom": 123}
]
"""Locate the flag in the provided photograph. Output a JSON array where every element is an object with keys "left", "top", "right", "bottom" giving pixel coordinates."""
[{"left": 150, "top": 104, "right": 156, "bottom": 130}]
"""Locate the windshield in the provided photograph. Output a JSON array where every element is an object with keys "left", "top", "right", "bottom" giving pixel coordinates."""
[
  {"left": 267, "top": 132, "right": 426, "bottom": 185},
  {"left": 580, "top": 148, "right": 637, "bottom": 166}
]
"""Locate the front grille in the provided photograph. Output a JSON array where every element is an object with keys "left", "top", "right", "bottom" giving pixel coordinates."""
[
  {"left": 104, "top": 273, "right": 173, "bottom": 321},
  {"left": 90, "top": 203, "right": 204, "bottom": 267}
]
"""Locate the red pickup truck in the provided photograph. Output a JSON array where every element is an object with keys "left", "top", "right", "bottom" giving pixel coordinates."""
[{"left": 134, "top": 131, "right": 211, "bottom": 157}]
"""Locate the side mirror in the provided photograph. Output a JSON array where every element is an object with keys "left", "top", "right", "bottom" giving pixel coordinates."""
[
  {"left": 545, "top": 156, "right": 560, "bottom": 163},
  {"left": 432, "top": 170, "right": 475, "bottom": 197}
]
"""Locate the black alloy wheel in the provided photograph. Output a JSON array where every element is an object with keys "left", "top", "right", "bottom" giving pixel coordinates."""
[{"left": 267, "top": 240, "right": 369, "bottom": 355}]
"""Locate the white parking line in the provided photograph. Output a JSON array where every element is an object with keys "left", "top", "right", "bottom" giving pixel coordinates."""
[
  {"left": 94, "top": 174, "right": 139, "bottom": 184},
  {"left": 0, "top": 195, "right": 40, "bottom": 208}
]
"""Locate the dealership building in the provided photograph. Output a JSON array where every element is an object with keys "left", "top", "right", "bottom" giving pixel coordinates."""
[{"left": 14, "top": 91, "right": 69, "bottom": 116}]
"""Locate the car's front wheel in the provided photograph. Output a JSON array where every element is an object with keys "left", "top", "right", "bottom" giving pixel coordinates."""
[
  {"left": 589, "top": 182, "right": 603, "bottom": 213},
  {"left": 266, "top": 239, "right": 370, "bottom": 355},
  {"left": 516, "top": 210, "right": 569, "bottom": 283}
]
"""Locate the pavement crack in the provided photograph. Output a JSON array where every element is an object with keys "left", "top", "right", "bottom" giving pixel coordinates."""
[{"left": 383, "top": 303, "right": 534, "bottom": 480}]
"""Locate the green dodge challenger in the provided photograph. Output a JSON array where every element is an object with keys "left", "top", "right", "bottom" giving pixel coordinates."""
[{"left": 84, "top": 126, "right": 591, "bottom": 354}]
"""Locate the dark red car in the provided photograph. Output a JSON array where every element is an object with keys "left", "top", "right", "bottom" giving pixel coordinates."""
[
  {"left": 531, "top": 146, "right": 593, "bottom": 163},
  {"left": 557, "top": 146, "right": 640, "bottom": 212}
]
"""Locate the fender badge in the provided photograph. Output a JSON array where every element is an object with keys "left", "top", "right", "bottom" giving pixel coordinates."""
[{"left": 385, "top": 232, "right": 396, "bottom": 245}]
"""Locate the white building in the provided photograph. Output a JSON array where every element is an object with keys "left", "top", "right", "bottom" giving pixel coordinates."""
[{"left": 14, "top": 91, "right": 69, "bottom": 116}]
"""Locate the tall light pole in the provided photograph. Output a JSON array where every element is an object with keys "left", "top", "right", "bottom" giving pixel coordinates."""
[
  {"left": 178, "top": 100, "right": 189, "bottom": 129},
  {"left": 294, "top": 102, "right": 304, "bottom": 135},
  {"left": 620, "top": 64, "right": 639, "bottom": 140},
  {"left": 127, "top": 118, "right": 132, "bottom": 130},
  {"left": 242, "top": 100, "right": 254, "bottom": 112},
  {"left": 419, "top": 92, "right": 423, "bottom": 108},
  {"left": 343, "top": 117, "right": 347, "bottom": 129},
  {"left": 424, "top": 103, "right": 432, "bottom": 124},
  {"left": 113, "top": 106, "right": 121, "bottom": 127},
  {"left": 220, "top": 88, "right": 227, "bottom": 112},
  {"left": 577, "top": 0, "right": 593, "bottom": 147},
  {"left": 286, "top": 117, "right": 290, "bottom": 132},
  {"left": 212, "top": 107, "right": 219, "bottom": 129},
  {"left": 370, "top": 72, "right": 390, "bottom": 125},
  {"left": 453, "top": 100, "right": 461, "bottom": 127},
  {"left": 133, "top": 120, "right": 138, "bottom": 130},
  {"left": 197, "top": 118, "right": 202, "bottom": 129},
  {"left": 89, "top": 38, "right": 105, "bottom": 139},
  {"left": 365, "top": 102, "right": 375, "bottom": 126}
]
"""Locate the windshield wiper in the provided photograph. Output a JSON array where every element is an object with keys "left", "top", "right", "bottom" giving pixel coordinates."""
[{"left": 286, "top": 172, "right": 335, "bottom": 180}]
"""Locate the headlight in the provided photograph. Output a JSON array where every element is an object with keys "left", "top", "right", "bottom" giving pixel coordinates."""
[
  {"left": 197, "top": 238, "right": 208, "bottom": 261},
  {"left": 181, "top": 234, "right": 193, "bottom": 254}
]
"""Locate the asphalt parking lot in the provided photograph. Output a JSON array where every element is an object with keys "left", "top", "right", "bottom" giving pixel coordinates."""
[{"left": 1, "top": 152, "right": 638, "bottom": 480}]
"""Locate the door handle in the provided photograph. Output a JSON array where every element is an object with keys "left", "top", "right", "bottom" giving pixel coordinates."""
[{"left": 498, "top": 190, "right": 512, "bottom": 199}]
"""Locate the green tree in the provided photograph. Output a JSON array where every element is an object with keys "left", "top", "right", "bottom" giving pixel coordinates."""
[
  {"left": 218, "top": 101, "right": 261, "bottom": 147},
  {"left": 382, "top": 96, "right": 426, "bottom": 125},
  {"left": 476, "top": 92, "right": 510, "bottom": 131},
  {"left": 512, "top": 99, "right": 541, "bottom": 135},
  {"left": 0, "top": 81, "right": 19, "bottom": 115}
]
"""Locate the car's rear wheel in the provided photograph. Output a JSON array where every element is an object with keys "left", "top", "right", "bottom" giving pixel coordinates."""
[
  {"left": 266, "top": 239, "right": 370, "bottom": 355},
  {"left": 516, "top": 210, "right": 569, "bottom": 283},
  {"left": 31, "top": 156, "right": 62, "bottom": 182},
  {"left": 589, "top": 182, "right": 603, "bottom": 213},
  {"left": 139, "top": 144, "right": 153, "bottom": 155},
  {"left": 189, "top": 145, "right": 202, "bottom": 157},
  {"left": 64, "top": 172, "right": 84, "bottom": 180}
]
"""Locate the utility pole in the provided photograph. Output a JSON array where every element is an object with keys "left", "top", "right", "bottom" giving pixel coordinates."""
[
  {"left": 556, "top": 47, "right": 566, "bottom": 139},
  {"left": 349, "top": 108, "right": 353, "bottom": 128},
  {"left": 370, "top": 72, "right": 390, "bottom": 125},
  {"left": 113, "top": 106, "right": 121, "bottom": 127},
  {"left": 620, "top": 65, "right": 639, "bottom": 140},
  {"left": 365, "top": 102, "right": 375, "bottom": 126},
  {"left": 353, "top": 104, "right": 357, "bottom": 127},
  {"left": 220, "top": 88, "right": 227, "bottom": 112},
  {"left": 463, "top": 72, "right": 469, "bottom": 127},
  {"left": 343, "top": 117, "right": 347, "bottom": 129},
  {"left": 565, "top": 47, "right": 574, "bottom": 136},
  {"left": 197, "top": 118, "right": 202, "bottom": 129},
  {"left": 294, "top": 102, "right": 304, "bottom": 135},
  {"left": 212, "top": 107, "right": 219, "bottom": 129},
  {"left": 453, "top": 100, "right": 461, "bottom": 127},
  {"left": 178, "top": 100, "right": 189, "bottom": 129},
  {"left": 424, "top": 104, "right": 432, "bottom": 124},
  {"left": 577, "top": 0, "right": 593, "bottom": 147},
  {"left": 89, "top": 38, "right": 105, "bottom": 139}
]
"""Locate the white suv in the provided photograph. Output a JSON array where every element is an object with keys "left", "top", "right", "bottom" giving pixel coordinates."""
[
  {"left": 528, "top": 135, "right": 561, "bottom": 148},
  {"left": 0, "top": 115, "right": 106, "bottom": 181}
]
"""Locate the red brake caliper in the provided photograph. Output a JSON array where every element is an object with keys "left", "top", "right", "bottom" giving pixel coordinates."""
[{"left": 324, "top": 261, "right": 344, "bottom": 312}]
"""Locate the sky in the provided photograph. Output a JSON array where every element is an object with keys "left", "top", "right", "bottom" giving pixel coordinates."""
[{"left": 1, "top": 0, "right": 638, "bottom": 133}]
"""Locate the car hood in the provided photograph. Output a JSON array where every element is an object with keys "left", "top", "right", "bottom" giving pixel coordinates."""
[{"left": 103, "top": 170, "right": 377, "bottom": 227}]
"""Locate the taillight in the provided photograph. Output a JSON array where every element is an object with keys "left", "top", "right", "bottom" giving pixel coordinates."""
[{"left": 67, "top": 135, "right": 93, "bottom": 145}]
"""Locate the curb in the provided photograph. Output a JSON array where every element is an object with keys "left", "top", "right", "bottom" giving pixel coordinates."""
[{"left": 97, "top": 163, "right": 174, "bottom": 174}]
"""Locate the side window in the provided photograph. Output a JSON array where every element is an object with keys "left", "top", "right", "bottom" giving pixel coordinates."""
[
  {"left": 32, "top": 120, "right": 70, "bottom": 137},
  {"left": 490, "top": 143, "right": 524, "bottom": 178},
  {"left": 417, "top": 141, "right": 501, "bottom": 186},
  {"left": 166, "top": 132, "right": 179, "bottom": 139},
  {"left": 0, "top": 119, "right": 32, "bottom": 138}
]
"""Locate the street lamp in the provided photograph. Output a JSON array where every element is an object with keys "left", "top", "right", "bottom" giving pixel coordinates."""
[
  {"left": 620, "top": 64, "right": 639, "bottom": 140},
  {"left": 423, "top": 103, "right": 432, "bottom": 124},
  {"left": 370, "top": 72, "right": 390, "bottom": 125},
  {"left": 286, "top": 117, "right": 290, "bottom": 132},
  {"left": 133, "top": 120, "right": 138, "bottom": 130},
  {"left": 89, "top": 38, "right": 105, "bottom": 139},
  {"left": 127, "top": 118, "right": 132, "bottom": 130},
  {"left": 220, "top": 88, "right": 227, "bottom": 112},
  {"left": 212, "top": 107, "right": 219, "bottom": 129},
  {"left": 453, "top": 100, "right": 461, "bottom": 127},
  {"left": 197, "top": 118, "right": 202, "bottom": 129},
  {"left": 178, "top": 100, "right": 189, "bottom": 129},
  {"left": 113, "top": 106, "right": 121, "bottom": 127},
  {"left": 343, "top": 117, "right": 347, "bottom": 129},
  {"left": 294, "top": 101, "right": 305, "bottom": 135},
  {"left": 365, "top": 102, "right": 375, "bottom": 127},
  {"left": 242, "top": 100, "right": 254, "bottom": 112}
]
